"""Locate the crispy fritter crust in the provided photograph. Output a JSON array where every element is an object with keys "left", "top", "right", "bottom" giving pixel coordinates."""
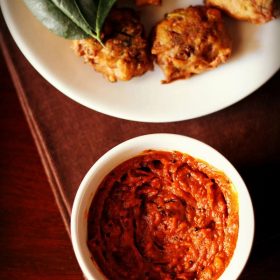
[
  {"left": 205, "top": 0, "right": 280, "bottom": 24},
  {"left": 72, "top": 9, "right": 153, "bottom": 82},
  {"left": 135, "top": 0, "right": 161, "bottom": 6},
  {"left": 151, "top": 6, "right": 232, "bottom": 83}
]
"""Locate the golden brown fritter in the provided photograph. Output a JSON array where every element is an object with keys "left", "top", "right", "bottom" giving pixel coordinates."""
[
  {"left": 135, "top": 0, "right": 161, "bottom": 6},
  {"left": 72, "top": 9, "right": 153, "bottom": 82},
  {"left": 205, "top": 0, "right": 280, "bottom": 24},
  {"left": 151, "top": 6, "right": 232, "bottom": 83}
]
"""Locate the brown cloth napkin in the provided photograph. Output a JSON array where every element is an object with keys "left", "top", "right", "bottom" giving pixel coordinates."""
[{"left": 1, "top": 13, "right": 279, "bottom": 240}]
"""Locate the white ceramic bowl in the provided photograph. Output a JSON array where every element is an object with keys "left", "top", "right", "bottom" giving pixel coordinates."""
[{"left": 71, "top": 133, "right": 254, "bottom": 280}]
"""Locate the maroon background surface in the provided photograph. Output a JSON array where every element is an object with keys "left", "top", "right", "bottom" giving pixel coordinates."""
[{"left": 0, "top": 51, "right": 83, "bottom": 280}]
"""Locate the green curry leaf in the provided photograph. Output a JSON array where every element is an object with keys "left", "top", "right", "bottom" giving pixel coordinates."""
[
  {"left": 75, "top": 0, "right": 97, "bottom": 30},
  {"left": 23, "top": 0, "right": 117, "bottom": 44},
  {"left": 95, "top": 0, "right": 117, "bottom": 38}
]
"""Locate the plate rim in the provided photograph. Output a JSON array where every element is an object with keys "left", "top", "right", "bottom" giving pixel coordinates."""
[{"left": 1, "top": 0, "right": 279, "bottom": 123}]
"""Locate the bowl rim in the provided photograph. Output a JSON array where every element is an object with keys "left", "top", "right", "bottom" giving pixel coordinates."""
[{"left": 71, "top": 133, "right": 255, "bottom": 280}]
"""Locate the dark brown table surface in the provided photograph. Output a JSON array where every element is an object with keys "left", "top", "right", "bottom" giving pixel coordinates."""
[
  {"left": 0, "top": 51, "right": 83, "bottom": 280},
  {"left": 1, "top": 41, "right": 280, "bottom": 280}
]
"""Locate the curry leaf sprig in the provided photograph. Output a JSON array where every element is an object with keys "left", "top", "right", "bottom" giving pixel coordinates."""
[{"left": 23, "top": 0, "right": 117, "bottom": 45}]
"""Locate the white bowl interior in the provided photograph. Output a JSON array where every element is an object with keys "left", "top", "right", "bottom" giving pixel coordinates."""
[{"left": 71, "top": 134, "right": 254, "bottom": 280}]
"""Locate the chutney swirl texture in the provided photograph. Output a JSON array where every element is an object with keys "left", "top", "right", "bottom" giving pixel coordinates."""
[{"left": 88, "top": 150, "right": 238, "bottom": 280}]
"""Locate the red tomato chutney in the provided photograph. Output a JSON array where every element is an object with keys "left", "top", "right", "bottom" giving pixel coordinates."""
[{"left": 87, "top": 150, "right": 239, "bottom": 280}]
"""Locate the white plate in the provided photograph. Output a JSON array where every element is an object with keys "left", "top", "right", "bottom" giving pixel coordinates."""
[{"left": 1, "top": 0, "right": 279, "bottom": 122}]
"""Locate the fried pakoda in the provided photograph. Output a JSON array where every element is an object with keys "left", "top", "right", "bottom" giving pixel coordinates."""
[
  {"left": 151, "top": 6, "right": 231, "bottom": 83},
  {"left": 135, "top": 0, "right": 161, "bottom": 6},
  {"left": 73, "top": 9, "right": 153, "bottom": 82},
  {"left": 205, "top": 0, "right": 280, "bottom": 24}
]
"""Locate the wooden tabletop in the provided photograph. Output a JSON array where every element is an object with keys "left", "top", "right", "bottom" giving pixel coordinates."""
[
  {"left": 1, "top": 46, "right": 280, "bottom": 279},
  {"left": 0, "top": 51, "right": 83, "bottom": 280}
]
